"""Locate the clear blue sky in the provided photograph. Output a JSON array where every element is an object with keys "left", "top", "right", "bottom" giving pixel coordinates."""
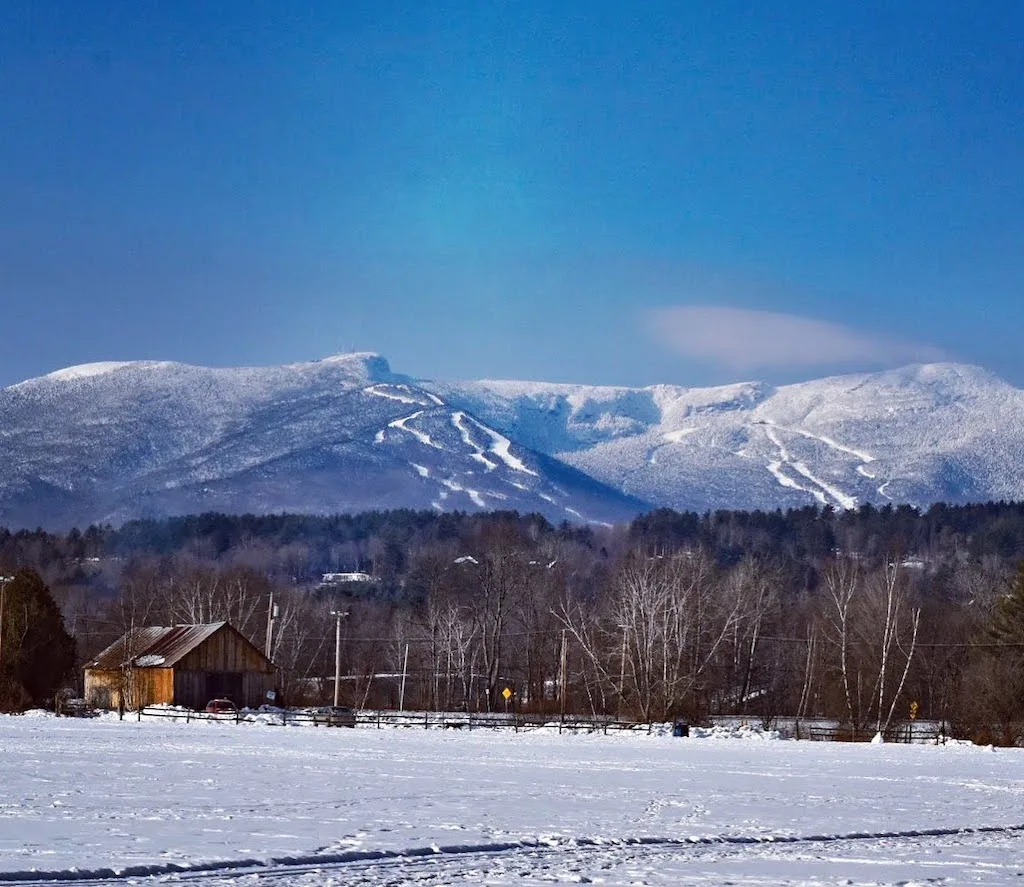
[{"left": 2, "top": 1, "right": 1022, "bottom": 388}]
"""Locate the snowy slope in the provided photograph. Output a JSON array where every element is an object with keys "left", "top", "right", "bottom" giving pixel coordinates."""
[
  {"left": 0, "top": 355, "right": 646, "bottom": 529},
  {"left": 437, "top": 362, "right": 1024, "bottom": 513},
  {"left": 3, "top": 355, "right": 1024, "bottom": 529}
]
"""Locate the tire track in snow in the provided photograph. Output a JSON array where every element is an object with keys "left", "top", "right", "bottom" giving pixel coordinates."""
[{"left": 7, "top": 823, "right": 1024, "bottom": 887}]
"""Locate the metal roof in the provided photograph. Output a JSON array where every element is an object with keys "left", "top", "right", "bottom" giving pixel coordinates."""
[{"left": 86, "top": 622, "right": 229, "bottom": 670}]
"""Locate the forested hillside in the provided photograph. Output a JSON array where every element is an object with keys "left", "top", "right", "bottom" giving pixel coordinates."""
[{"left": 3, "top": 502, "right": 1024, "bottom": 742}]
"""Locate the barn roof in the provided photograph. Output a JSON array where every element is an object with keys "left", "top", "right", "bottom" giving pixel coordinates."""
[{"left": 86, "top": 622, "right": 230, "bottom": 670}]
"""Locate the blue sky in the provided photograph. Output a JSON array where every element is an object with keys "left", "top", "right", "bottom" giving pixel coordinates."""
[{"left": 2, "top": 1, "right": 1022, "bottom": 388}]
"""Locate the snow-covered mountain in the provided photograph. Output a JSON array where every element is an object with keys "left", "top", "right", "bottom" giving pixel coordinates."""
[
  {"left": 0, "top": 354, "right": 646, "bottom": 530},
  {"left": 2, "top": 355, "right": 1023, "bottom": 530},
  {"left": 439, "top": 362, "right": 1024, "bottom": 514}
]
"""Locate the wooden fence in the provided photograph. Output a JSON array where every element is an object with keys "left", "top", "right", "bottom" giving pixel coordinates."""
[{"left": 133, "top": 706, "right": 650, "bottom": 733}]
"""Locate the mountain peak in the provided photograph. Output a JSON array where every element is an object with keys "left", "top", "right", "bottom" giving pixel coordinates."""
[
  {"left": 0, "top": 357, "right": 1022, "bottom": 529},
  {"left": 313, "top": 352, "right": 392, "bottom": 378}
]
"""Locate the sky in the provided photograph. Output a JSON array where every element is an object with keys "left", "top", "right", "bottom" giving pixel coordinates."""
[{"left": 1, "top": 1, "right": 1022, "bottom": 389}]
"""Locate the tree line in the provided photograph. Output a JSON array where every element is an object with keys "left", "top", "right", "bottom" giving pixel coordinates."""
[{"left": 2, "top": 503, "right": 1024, "bottom": 743}]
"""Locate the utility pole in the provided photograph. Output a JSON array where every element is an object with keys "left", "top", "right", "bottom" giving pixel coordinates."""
[
  {"left": 618, "top": 627, "right": 628, "bottom": 718},
  {"left": 398, "top": 643, "right": 410, "bottom": 711},
  {"left": 264, "top": 593, "right": 278, "bottom": 659},
  {"left": 0, "top": 576, "right": 12, "bottom": 670},
  {"left": 559, "top": 628, "right": 568, "bottom": 718},
  {"left": 331, "top": 610, "right": 348, "bottom": 707}
]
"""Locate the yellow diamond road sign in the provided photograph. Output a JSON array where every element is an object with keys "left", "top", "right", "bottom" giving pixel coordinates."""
[{"left": 502, "top": 687, "right": 512, "bottom": 700}]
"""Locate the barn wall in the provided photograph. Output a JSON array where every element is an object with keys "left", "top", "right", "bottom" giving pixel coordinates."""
[
  {"left": 174, "top": 670, "right": 275, "bottom": 708},
  {"left": 174, "top": 670, "right": 208, "bottom": 710},
  {"left": 243, "top": 672, "right": 277, "bottom": 708},
  {"left": 84, "top": 667, "right": 173, "bottom": 710},
  {"left": 84, "top": 669, "right": 119, "bottom": 709},
  {"left": 177, "top": 626, "right": 274, "bottom": 674},
  {"left": 132, "top": 667, "right": 174, "bottom": 708},
  {"left": 176, "top": 626, "right": 276, "bottom": 708}
]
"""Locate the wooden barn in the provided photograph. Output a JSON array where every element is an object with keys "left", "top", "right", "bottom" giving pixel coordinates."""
[{"left": 83, "top": 622, "right": 276, "bottom": 711}]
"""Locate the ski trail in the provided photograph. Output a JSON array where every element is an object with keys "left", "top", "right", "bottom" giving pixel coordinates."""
[
  {"left": 662, "top": 427, "right": 699, "bottom": 444},
  {"left": 763, "top": 421, "right": 875, "bottom": 464},
  {"left": 761, "top": 420, "right": 879, "bottom": 503},
  {"left": 450, "top": 412, "right": 498, "bottom": 470},
  {"left": 439, "top": 477, "right": 486, "bottom": 508},
  {"left": 763, "top": 426, "right": 856, "bottom": 509},
  {"left": 388, "top": 412, "right": 442, "bottom": 449},
  {"left": 789, "top": 460, "right": 857, "bottom": 510},
  {"left": 364, "top": 384, "right": 445, "bottom": 407},
  {"left": 764, "top": 426, "right": 827, "bottom": 504},
  {"left": 650, "top": 427, "right": 700, "bottom": 465},
  {"left": 451, "top": 412, "right": 537, "bottom": 476}
]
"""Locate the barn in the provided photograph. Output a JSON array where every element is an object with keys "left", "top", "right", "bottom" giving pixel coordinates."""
[{"left": 83, "top": 622, "right": 276, "bottom": 711}]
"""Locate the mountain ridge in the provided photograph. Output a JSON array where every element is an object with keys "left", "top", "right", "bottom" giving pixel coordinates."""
[{"left": 2, "top": 355, "right": 1022, "bottom": 529}]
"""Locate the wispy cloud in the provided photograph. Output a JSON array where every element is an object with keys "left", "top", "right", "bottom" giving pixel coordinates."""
[{"left": 645, "top": 306, "right": 945, "bottom": 372}]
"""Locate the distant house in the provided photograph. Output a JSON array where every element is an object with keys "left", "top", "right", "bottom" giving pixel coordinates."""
[
  {"left": 319, "top": 571, "right": 373, "bottom": 585},
  {"left": 83, "top": 622, "right": 276, "bottom": 711}
]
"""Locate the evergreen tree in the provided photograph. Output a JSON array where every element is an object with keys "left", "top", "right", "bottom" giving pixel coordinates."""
[{"left": 0, "top": 568, "right": 76, "bottom": 710}]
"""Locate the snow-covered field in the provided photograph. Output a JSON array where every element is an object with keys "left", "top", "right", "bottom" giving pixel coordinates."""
[{"left": 2, "top": 715, "right": 1023, "bottom": 886}]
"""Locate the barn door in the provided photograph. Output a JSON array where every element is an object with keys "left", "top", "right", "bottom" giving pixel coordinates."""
[{"left": 206, "top": 672, "right": 243, "bottom": 704}]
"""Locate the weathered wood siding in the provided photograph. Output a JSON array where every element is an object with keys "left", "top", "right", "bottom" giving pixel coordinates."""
[
  {"left": 84, "top": 624, "right": 276, "bottom": 710},
  {"left": 177, "top": 625, "right": 274, "bottom": 674},
  {"left": 84, "top": 667, "right": 173, "bottom": 709},
  {"left": 243, "top": 671, "right": 277, "bottom": 708},
  {"left": 83, "top": 668, "right": 120, "bottom": 709},
  {"left": 173, "top": 626, "right": 276, "bottom": 708},
  {"left": 173, "top": 670, "right": 208, "bottom": 711},
  {"left": 173, "top": 669, "right": 274, "bottom": 709}
]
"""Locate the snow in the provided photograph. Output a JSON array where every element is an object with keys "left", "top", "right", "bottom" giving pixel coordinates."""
[
  {"left": 452, "top": 412, "right": 538, "bottom": 476},
  {"left": 451, "top": 412, "right": 499, "bottom": 471},
  {"left": 387, "top": 411, "right": 443, "bottom": 449},
  {"left": 44, "top": 362, "right": 139, "bottom": 381},
  {"left": 438, "top": 361, "right": 1024, "bottom": 514},
  {"left": 439, "top": 476, "right": 486, "bottom": 508},
  {"left": 765, "top": 420, "right": 876, "bottom": 464},
  {"left": 1, "top": 715, "right": 1023, "bottom": 885},
  {"left": 661, "top": 427, "right": 699, "bottom": 443},
  {"left": 6, "top": 356, "right": 1024, "bottom": 528},
  {"left": 20, "top": 361, "right": 176, "bottom": 386},
  {"left": 364, "top": 383, "right": 443, "bottom": 408}
]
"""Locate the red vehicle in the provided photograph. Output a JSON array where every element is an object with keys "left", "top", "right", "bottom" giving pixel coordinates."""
[{"left": 205, "top": 698, "right": 237, "bottom": 715}]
